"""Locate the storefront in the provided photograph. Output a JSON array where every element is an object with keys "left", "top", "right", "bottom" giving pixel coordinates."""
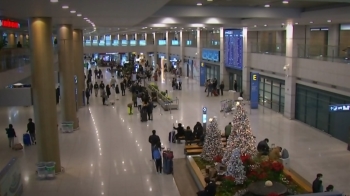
[
  {"left": 258, "top": 75, "right": 285, "bottom": 114},
  {"left": 295, "top": 84, "right": 350, "bottom": 143},
  {"left": 226, "top": 68, "right": 242, "bottom": 92}
]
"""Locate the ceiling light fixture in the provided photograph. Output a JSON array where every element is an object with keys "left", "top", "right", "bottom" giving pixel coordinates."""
[
  {"left": 282, "top": 0, "right": 289, "bottom": 4},
  {"left": 83, "top": 17, "right": 88, "bottom": 20},
  {"left": 77, "top": 14, "right": 82, "bottom": 17},
  {"left": 295, "top": 22, "right": 298, "bottom": 25},
  {"left": 197, "top": 3, "right": 202, "bottom": 6},
  {"left": 62, "top": 5, "right": 69, "bottom": 9},
  {"left": 70, "top": 10, "right": 76, "bottom": 13},
  {"left": 207, "top": 0, "right": 213, "bottom": 1},
  {"left": 310, "top": 21, "right": 313, "bottom": 23},
  {"left": 282, "top": 23, "right": 285, "bottom": 25},
  {"left": 264, "top": 24, "right": 267, "bottom": 27},
  {"left": 50, "top": 0, "right": 58, "bottom": 2},
  {"left": 327, "top": 20, "right": 332, "bottom": 23},
  {"left": 264, "top": 4, "right": 270, "bottom": 7},
  {"left": 254, "top": 25, "right": 257, "bottom": 27}
]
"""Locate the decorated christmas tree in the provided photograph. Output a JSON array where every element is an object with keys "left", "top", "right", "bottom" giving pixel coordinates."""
[
  {"left": 223, "top": 104, "right": 256, "bottom": 164},
  {"left": 225, "top": 148, "right": 246, "bottom": 184},
  {"left": 201, "top": 117, "right": 223, "bottom": 162}
]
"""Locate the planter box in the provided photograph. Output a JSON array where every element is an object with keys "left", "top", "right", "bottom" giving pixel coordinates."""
[{"left": 158, "top": 98, "right": 179, "bottom": 111}]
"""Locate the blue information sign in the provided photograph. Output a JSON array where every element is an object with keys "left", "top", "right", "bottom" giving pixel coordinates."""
[
  {"left": 202, "top": 49, "right": 220, "bottom": 62},
  {"left": 202, "top": 107, "right": 207, "bottom": 123},
  {"left": 250, "top": 72, "right": 259, "bottom": 109},
  {"left": 224, "top": 29, "right": 243, "bottom": 70},
  {"left": 329, "top": 104, "right": 350, "bottom": 112}
]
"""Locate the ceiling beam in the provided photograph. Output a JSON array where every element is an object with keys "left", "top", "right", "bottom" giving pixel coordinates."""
[{"left": 153, "top": 6, "right": 301, "bottom": 18}]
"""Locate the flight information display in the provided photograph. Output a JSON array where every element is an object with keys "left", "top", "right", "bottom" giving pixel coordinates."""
[{"left": 224, "top": 29, "right": 243, "bottom": 70}]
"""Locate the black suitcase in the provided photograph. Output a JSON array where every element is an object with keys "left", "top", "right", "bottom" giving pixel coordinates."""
[
  {"left": 141, "top": 111, "right": 148, "bottom": 122},
  {"left": 168, "top": 131, "right": 175, "bottom": 143}
]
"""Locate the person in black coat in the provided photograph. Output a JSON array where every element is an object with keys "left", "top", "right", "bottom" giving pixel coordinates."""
[
  {"left": 312, "top": 173, "right": 323, "bottom": 193},
  {"left": 193, "top": 122, "right": 204, "bottom": 139},
  {"left": 173, "top": 123, "right": 185, "bottom": 142},
  {"left": 148, "top": 130, "right": 160, "bottom": 159},
  {"left": 121, "top": 82, "right": 126, "bottom": 96},
  {"left": 197, "top": 177, "right": 216, "bottom": 196},
  {"left": 234, "top": 80, "right": 238, "bottom": 92},
  {"left": 55, "top": 86, "right": 60, "bottom": 104},
  {"left": 257, "top": 138, "right": 270, "bottom": 155},
  {"left": 85, "top": 87, "right": 91, "bottom": 105},
  {"left": 147, "top": 101, "right": 154, "bottom": 120},
  {"left": 219, "top": 81, "right": 224, "bottom": 96},
  {"left": 106, "top": 85, "right": 111, "bottom": 98},
  {"left": 6, "top": 124, "right": 17, "bottom": 148}
]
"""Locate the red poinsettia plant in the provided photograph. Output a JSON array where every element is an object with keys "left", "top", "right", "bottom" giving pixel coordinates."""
[
  {"left": 224, "top": 176, "right": 235, "bottom": 182},
  {"left": 271, "top": 161, "right": 284, "bottom": 172},
  {"left": 213, "top": 155, "right": 223, "bottom": 163},
  {"left": 240, "top": 154, "right": 251, "bottom": 164}
]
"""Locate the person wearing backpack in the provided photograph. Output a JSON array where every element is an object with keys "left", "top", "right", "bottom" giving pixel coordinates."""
[
  {"left": 152, "top": 143, "right": 162, "bottom": 173},
  {"left": 93, "top": 82, "right": 99, "bottom": 97},
  {"left": 6, "top": 124, "right": 17, "bottom": 148},
  {"left": 85, "top": 87, "right": 90, "bottom": 105}
]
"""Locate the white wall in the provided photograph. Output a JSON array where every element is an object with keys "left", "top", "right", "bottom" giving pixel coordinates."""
[
  {"left": 183, "top": 47, "right": 197, "bottom": 58},
  {"left": 250, "top": 53, "right": 285, "bottom": 75},
  {"left": 169, "top": 46, "right": 180, "bottom": 55},
  {"left": 156, "top": 46, "right": 166, "bottom": 53}
]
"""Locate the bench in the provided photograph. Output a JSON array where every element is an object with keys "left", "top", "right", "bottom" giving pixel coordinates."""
[{"left": 186, "top": 148, "right": 203, "bottom": 155}]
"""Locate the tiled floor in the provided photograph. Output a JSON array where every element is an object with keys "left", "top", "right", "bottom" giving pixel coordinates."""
[{"left": 0, "top": 68, "right": 350, "bottom": 195}]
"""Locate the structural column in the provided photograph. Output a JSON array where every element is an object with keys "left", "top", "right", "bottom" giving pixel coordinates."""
[
  {"left": 58, "top": 24, "right": 79, "bottom": 129},
  {"left": 327, "top": 24, "right": 340, "bottom": 58},
  {"left": 219, "top": 27, "right": 229, "bottom": 90},
  {"left": 284, "top": 24, "right": 306, "bottom": 119},
  {"left": 28, "top": 17, "right": 61, "bottom": 172},
  {"left": 8, "top": 33, "right": 15, "bottom": 48},
  {"left": 179, "top": 30, "right": 185, "bottom": 76},
  {"left": 196, "top": 28, "right": 202, "bottom": 82},
  {"left": 73, "top": 29, "right": 85, "bottom": 108},
  {"left": 165, "top": 31, "right": 170, "bottom": 68},
  {"left": 242, "top": 27, "right": 251, "bottom": 98}
]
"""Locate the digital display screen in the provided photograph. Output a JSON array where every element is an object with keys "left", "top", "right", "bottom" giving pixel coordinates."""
[{"left": 202, "top": 114, "right": 207, "bottom": 123}]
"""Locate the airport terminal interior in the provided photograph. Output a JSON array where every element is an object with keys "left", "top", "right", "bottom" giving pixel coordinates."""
[{"left": 1, "top": 0, "right": 350, "bottom": 196}]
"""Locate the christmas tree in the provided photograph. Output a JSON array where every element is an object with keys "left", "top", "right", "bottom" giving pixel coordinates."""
[
  {"left": 200, "top": 117, "right": 223, "bottom": 162},
  {"left": 225, "top": 148, "right": 246, "bottom": 185},
  {"left": 223, "top": 104, "right": 256, "bottom": 164}
]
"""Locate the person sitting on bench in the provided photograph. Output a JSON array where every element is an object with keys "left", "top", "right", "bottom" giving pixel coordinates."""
[
  {"left": 184, "top": 126, "right": 194, "bottom": 144},
  {"left": 197, "top": 177, "right": 216, "bottom": 196},
  {"left": 257, "top": 138, "right": 270, "bottom": 155},
  {"left": 193, "top": 122, "right": 204, "bottom": 139},
  {"left": 173, "top": 123, "right": 185, "bottom": 143}
]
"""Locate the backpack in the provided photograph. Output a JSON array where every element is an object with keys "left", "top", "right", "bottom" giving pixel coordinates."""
[{"left": 152, "top": 148, "right": 161, "bottom": 159}]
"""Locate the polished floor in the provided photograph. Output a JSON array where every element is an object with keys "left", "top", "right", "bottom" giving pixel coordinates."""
[{"left": 0, "top": 69, "right": 350, "bottom": 195}]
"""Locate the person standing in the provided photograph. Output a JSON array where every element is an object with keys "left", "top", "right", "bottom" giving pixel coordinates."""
[
  {"left": 220, "top": 81, "right": 224, "bottom": 96},
  {"left": 26, "top": 119, "right": 36, "bottom": 144},
  {"left": 99, "top": 81, "right": 105, "bottom": 96},
  {"left": 94, "top": 68, "right": 98, "bottom": 79},
  {"left": 137, "top": 96, "right": 142, "bottom": 111},
  {"left": 234, "top": 80, "right": 238, "bottom": 92},
  {"left": 121, "top": 82, "right": 126, "bottom": 96},
  {"left": 177, "top": 76, "right": 182, "bottom": 90},
  {"left": 93, "top": 82, "right": 99, "bottom": 97},
  {"left": 55, "top": 85, "right": 60, "bottom": 104},
  {"left": 147, "top": 101, "right": 154, "bottom": 120},
  {"left": 101, "top": 89, "right": 107, "bottom": 105},
  {"left": 106, "top": 85, "right": 111, "bottom": 98},
  {"left": 148, "top": 130, "right": 160, "bottom": 159},
  {"left": 85, "top": 87, "right": 91, "bottom": 105},
  {"left": 115, "top": 84, "right": 120, "bottom": 100},
  {"left": 89, "top": 82, "right": 93, "bottom": 94},
  {"left": 110, "top": 76, "right": 116, "bottom": 87},
  {"left": 152, "top": 144, "right": 162, "bottom": 174},
  {"left": 312, "top": 173, "right": 323, "bottom": 193},
  {"left": 224, "top": 122, "right": 232, "bottom": 140},
  {"left": 6, "top": 124, "right": 17, "bottom": 148}
]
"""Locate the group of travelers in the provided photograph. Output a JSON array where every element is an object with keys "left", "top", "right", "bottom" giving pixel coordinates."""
[
  {"left": 204, "top": 78, "right": 224, "bottom": 96},
  {"left": 171, "top": 122, "right": 204, "bottom": 144},
  {"left": 5, "top": 118, "right": 36, "bottom": 149},
  {"left": 171, "top": 76, "right": 182, "bottom": 90}
]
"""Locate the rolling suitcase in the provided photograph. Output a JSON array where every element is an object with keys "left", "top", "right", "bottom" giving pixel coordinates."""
[
  {"left": 212, "top": 89, "right": 219, "bottom": 96},
  {"left": 162, "top": 149, "right": 174, "bottom": 174},
  {"left": 141, "top": 110, "right": 148, "bottom": 122},
  {"left": 168, "top": 131, "right": 175, "bottom": 143},
  {"left": 23, "top": 133, "right": 31, "bottom": 146}
]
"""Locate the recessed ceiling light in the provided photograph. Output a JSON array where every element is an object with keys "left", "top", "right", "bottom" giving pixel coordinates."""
[
  {"left": 264, "top": 4, "right": 270, "bottom": 7},
  {"left": 295, "top": 22, "right": 298, "bottom": 25},
  {"left": 264, "top": 24, "right": 267, "bottom": 27},
  {"left": 77, "top": 14, "right": 82, "bottom": 17},
  {"left": 327, "top": 20, "right": 332, "bottom": 23},
  {"left": 62, "top": 5, "right": 69, "bottom": 9},
  {"left": 50, "top": 0, "right": 58, "bottom": 2},
  {"left": 282, "top": 0, "right": 289, "bottom": 4},
  {"left": 282, "top": 23, "right": 285, "bottom": 25},
  {"left": 207, "top": 0, "right": 213, "bottom": 1},
  {"left": 310, "top": 21, "right": 313, "bottom": 24},
  {"left": 83, "top": 17, "right": 88, "bottom": 20},
  {"left": 70, "top": 10, "right": 76, "bottom": 13},
  {"left": 254, "top": 25, "right": 257, "bottom": 27},
  {"left": 197, "top": 3, "right": 202, "bottom": 6}
]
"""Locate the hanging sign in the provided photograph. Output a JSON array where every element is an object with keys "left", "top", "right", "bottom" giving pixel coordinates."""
[{"left": 0, "top": 20, "right": 20, "bottom": 29}]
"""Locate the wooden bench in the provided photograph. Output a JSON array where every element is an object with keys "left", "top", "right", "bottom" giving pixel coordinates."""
[
  {"left": 283, "top": 168, "right": 312, "bottom": 193},
  {"left": 186, "top": 148, "right": 203, "bottom": 155}
]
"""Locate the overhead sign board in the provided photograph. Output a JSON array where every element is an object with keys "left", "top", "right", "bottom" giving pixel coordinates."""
[
  {"left": 329, "top": 104, "right": 350, "bottom": 112},
  {"left": 0, "top": 20, "right": 20, "bottom": 29},
  {"left": 202, "top": 49, "right": 220, "bottom": 62}
]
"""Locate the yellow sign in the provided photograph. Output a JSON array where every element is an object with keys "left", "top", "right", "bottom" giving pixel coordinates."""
[{"left": 253, "top": 74, "right": 257, "bottom": 81}]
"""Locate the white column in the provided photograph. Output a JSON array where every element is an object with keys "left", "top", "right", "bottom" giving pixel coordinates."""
[
  {"left": 180, "top": 30, "right": 185, "bottom": 76},
  {"left": 165, "top": 31, "right": 170, "bottom": 67},
  {"left": 219, "top": 27, "right": 228, "bottom": 90},
  {"left": 196, "top": 28, "right": 201, "bottom": 83},
  {"left": 328, "top": 24, "right": 339, "bottom": 58},
  {"left": 284, "top": 25, "right": 306, "bottom": 119},
  {"left": 242, "top": 27, "right": 250, "bottom": 97}
]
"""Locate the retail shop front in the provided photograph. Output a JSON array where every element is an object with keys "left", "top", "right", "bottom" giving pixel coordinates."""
[
  {"left": 295, "top": 84, "right": 350, "bottom": 143},
  {"left": 258, "top": 75, "right": 285, "bottom": 114},
  {"left": 226, "top": 68, "right": 242, "bottom": 92},
  {"left": 200, "top": 49, "right": 220, "bottom": 86}
]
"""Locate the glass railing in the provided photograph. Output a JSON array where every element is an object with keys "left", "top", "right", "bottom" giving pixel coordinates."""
[
  {"left": 0, "top": 48, "right": 30, "bottom": 73},
  {"left": 250, "top": 42, "right": 286, "bottom": 56},
  {"left": 297, "top": 44, "right": 350, "bottom": 63}
]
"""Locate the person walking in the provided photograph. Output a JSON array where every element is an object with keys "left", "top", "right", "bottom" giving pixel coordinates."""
[
  {"left": 94, "top": 68, "right": 98, "bottom": 79},
  {"left": 26, "top": 119, "right": 36, "bottom": 144},
  {"left": 99, "top": 81, "right": 105, "bottom": 97},
  {"left": 147, "top": 101, "right": 154, "bottom": 120},
  {"left": 312, "top": 173, "right": 324, "bottom": 193},
  {"left": 101, "top": 89, "right": 107, "bottom": 106},
  {"left": 220, "top": 81, "right": 224, "bottom": 96},
  {"left": 89, "top": 82, "right": 93, "bottom": 94},
  {"left": 98, "top": 69, "right": 102, "bottom": 79},
  {"left": 121, "top": 82, "right": 126, "bottom": 96},
  {"left": 137, "top": 96, "right": 142, "bottom": 111},
  {"left": 152, "top": 144, "right": 162, "bottom": 174},
  {"left": 56, "top": 85, "right": 60, "bottom": 104},
  {"left": 6, "top": 124, "right": 17, "bottom": 148},
  {"left": 177, "top": 76, "right": 182, "bottom": 90},
  {"left": 106, "top": 85, "right": 111, "bottom": 98},
  {"left": 85, "top": 87, "right": 91, "bottom": 105},
  {"left": 115, "top": 84, "right": 120, "bottom": 100},
  {"left": 110, "top": 76, "right": 116, "bottom": 87},
  {"left": 148, "top": 130, "right": 160, "bottom": 159},
  {"left": 93, "top": 82, "right": 99, "bottom": 97}
]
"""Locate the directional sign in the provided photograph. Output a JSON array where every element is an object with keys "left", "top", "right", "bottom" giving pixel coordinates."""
[{"left": 329, "top": 104, "right": 350, "bottom": 112}]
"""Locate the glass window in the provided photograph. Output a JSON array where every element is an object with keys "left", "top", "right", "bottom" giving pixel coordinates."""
[
  {"left": 295, "top": 88, "right": 306, "bottom": 122},
  {"left": 271, "top": 82, "right": 280, "bottom": 112},
  {"left": 264, "top": 79, "right": 272, "bottom": 108},
  {"left": 317, "top": 94, "right": 330, "bottom": 133},
  {"left": 305, "top": 91, "right": 317, "bottom": 127}
]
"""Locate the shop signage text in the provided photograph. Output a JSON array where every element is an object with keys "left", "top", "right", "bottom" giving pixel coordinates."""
[
  {"left": 329, "top": 104, "right": 350, "bottom": 112},
  {"left": 0, "top": 20, "right": 20, "bottom": 29}
]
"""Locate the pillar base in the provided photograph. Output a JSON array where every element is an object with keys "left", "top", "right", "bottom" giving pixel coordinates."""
[{"left": 73, "top": 117, "right": 79, "bottom": 130}]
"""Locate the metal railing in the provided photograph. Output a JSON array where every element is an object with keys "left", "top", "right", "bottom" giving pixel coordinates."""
[{"left": 0, "top": 48, "right": 30, "bottom": 73}]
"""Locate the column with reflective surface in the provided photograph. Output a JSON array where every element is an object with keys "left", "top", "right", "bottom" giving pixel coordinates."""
[
  {"left": 73, "top": 29, "right": 85, "bottom": 108},
  {"left": 28, "top": 17, "right": 61, "bottom": 172}
]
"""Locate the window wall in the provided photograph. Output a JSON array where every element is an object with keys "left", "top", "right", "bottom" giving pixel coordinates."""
[
  {"left": 295, "top": 84, "right": 350, "bottom": 141},
  {"left": 258, "top": 76, "right": 285, "bottom": 114}
]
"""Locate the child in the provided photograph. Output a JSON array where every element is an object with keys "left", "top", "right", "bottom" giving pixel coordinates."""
[{"left": 152, "top": 144, "right": 162, "bottom": 173}]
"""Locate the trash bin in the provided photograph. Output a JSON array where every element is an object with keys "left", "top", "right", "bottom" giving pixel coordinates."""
[
  {"left": 36, "top": 162, "right": 46, "bottom": 179},
  {"left": 45, "top": 162, "right": 56, "bottom": 178}
]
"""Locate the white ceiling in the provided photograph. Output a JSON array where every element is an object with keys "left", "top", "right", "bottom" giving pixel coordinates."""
[{"left": 1, "top": 0, "right": 350, "bottom": 35}]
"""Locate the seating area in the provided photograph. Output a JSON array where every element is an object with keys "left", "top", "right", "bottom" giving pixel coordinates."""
[{"left": 184, "top": 136, "right": 227, "bottom": 155}]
